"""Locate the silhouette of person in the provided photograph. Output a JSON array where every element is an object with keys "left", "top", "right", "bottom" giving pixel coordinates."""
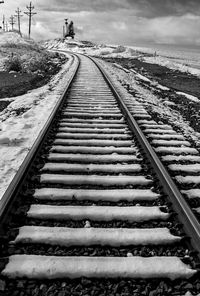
[{"left": 69, "top": 21, "right": 75, "bottom": 39}]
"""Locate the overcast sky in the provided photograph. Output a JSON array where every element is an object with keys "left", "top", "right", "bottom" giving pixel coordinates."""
[{"left": 2, "top": 0, "right": 200, "bottom": 47}]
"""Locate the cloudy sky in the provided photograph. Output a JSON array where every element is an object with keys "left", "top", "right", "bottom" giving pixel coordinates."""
[{"left": 1, "top": 0, "right": 200, "bottom": 47}]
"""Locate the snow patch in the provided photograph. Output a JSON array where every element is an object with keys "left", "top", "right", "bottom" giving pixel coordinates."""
[
  {"left": 0, "top": 32, "right": 31, "bottom": 47},
  {"left": 156, "top": 84, "right": 170, "bottom": 91},
  {"left": 182, "top": 189, "right": 200, "bottom": 199},
  {"left": 142, "top": 55, "right": 200, "bottom": 77},
  {"left": 135, "top": 73, "right": 151, "bottom": 83},
  {"left": 176, "top": 91, "right": 199, "bottom": 102}
]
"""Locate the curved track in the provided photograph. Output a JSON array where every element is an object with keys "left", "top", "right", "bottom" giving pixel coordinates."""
[{"left": 0, "top": 54, "right": 200, "bottom": 295}]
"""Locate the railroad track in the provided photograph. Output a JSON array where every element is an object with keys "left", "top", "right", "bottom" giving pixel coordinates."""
[{"left": 0, "top": 53, "right": 200, "bottom": 295}]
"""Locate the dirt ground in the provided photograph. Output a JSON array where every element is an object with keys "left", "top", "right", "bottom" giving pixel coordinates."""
[
  {"left": 0, "top": 71, "right": 40, "bottom": 96},
  {"left": 0, "top": 56, "right": 66, "bottom": 112},
  {"left": 0, "top": 71, "right": 52, "bottom": 112},
  {"left": 104, "top": 57, "right": 200, "bottom": 99}
]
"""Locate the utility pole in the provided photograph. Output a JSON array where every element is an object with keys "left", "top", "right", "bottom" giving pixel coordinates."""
[
  {"left": 5, "top": 21, "right": 8, "bottom": 31},
  {"left": 24, "top": 2, "right": 36, "bottom": 39},
  {"left": 9, "top": 15, "right": 15, "bottom": 31},
  {"left": 2, "top": 15, "right": 5, "bottom": 31},
  {"left": 15, "top": 8, "right": 23, "bottom": 35}
]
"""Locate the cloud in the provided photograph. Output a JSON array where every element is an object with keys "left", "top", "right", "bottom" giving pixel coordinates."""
[
  {"left": 1, "top": 0, "right": 200, "bottom": 46},
  {"left": 38, "top": 0, "right": 130, "bottom": 13},
  {"left": 37, "top": 0, "right": 200, "bottom": 18},
  {"left": 147, "top": 14, "right": 200, "bottom": 45},
  {"left": 112, "top": 22, "right": 127, "bottom": 31},
  {"left": 127, "top": 0, "right": 200, "bottom": 18}
]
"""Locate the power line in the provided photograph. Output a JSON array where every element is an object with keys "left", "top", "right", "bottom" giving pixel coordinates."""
[
  {"left": 24, "top": 2, "right": 36, "bottom": 39},
  {"left": 15, "top": 8, "right": 23, "bottom": 35},
  {"left": 1, "top": 2, "right": 5, "bottom": 31},
  {"left": 2, "top": 14, "right": 5, "bottom": 31},
  {"left": 9, "top": 15, "right": 15, "bottom": 31}
]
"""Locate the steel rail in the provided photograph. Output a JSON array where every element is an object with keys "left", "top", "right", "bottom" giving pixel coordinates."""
[
  {"left": 88, "top": 55, "right": 200, "bottom": 257},
  {"left": 0, "top": 54, "right": 80, "bottom": 226}
]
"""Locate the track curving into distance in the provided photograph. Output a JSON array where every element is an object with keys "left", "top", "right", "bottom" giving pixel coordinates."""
[{"left": 0, "top": 54, "right": 199, "bottom": 295}]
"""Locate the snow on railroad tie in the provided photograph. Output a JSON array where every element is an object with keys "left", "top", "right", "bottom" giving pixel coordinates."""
[
  {"left": 181, "top": 189, "right": 200, "bottom": 199},
  {"left": 64, "top": 109, "right": 121, "bottom": 114},
  {"left": 27, "top": 205, "right": 169, "bottom": 222},
  {"left": 48, "top": 153, "right": 140, "bottom": 163},
  {"left": 168, "top": 164, "right": 200, "bottom": 173},
  {"left": 41, "top": 163, "right": 142, "bottom": 174},
  {"left": 140, "top": 124, "right": 172, "bottom": 130},
  {"left": 155, "top": 147, "right": 198, "bottom": 155},
  {"left": 65, "top": 102, "right": 118, "bottom": 106},
  {"left": 14, "top": 226, "right": 181, "bottom": 246},
  {"left": 137, "top": 120, "right": 157, "bottom": 125},
  {"left": 66, "top": 102, "right": 118, "bottom": 106},
  {"left": 33, "top": 188, "right": 160, "bottom": 201},
  {"left": 130, "top": 109, "right": 148, "bottom": 113},
  {"left": 56, "top": 132, "right": 131, "bottom": 140},
  {"left": 144, "top": 129, "right": 177, "bottom": 134},
  {"left": 50, "top": 146, "right": 136, "bottom": 155},
  {"left": 62, "top": 112, "right": 122, "bottom": 118},
  {"left": 54, "top": 139, "right": 133, "bottom": 147},
  {"left": 59, "top": 122, "right": 127, "bottom": 129},
  {"left": 68, "top": 98, "right": 114, "bottom": 101},
  {"left": 66, "top": 108, "right": 120, "bottom": 112},
  {"left": 148, "top": 134, "right": 186, "bottom": 140},
  {"left": 176, "top": 176, "right": 200, "bottom": 185},
  {"left": 69, "top": 93, "right": 113, "bottom": 96},
  {"left": 162, "top": 155, "right": 200, "bottom": 163},
  {"left": 2, "top": 255, "right": 196, "bottom": 280},
  {"left": 129, "top": 110, "right": 148, "bottom": 115},
  {"left": 195, "top": 208, "right": 200, "bottom": 214},
  {"left": 66, "top": 100, "right": 117, "bottom": 103},
  {"left": 58, "top": 127, "right": 127, "bottom": 134},
  {"left": 66, "top": 106, "right": 119, "bottom": 110},
  {"left": 40, "top": 174, "right": 152, "bottom": 187},
  {"left": 60, "top": 119, "right": 125, "bottom": 124},
  {"left": 132, "top": 114, "right": 151, "bottom": 119},
  {"left": 66, "top": 98, "right": 116, "bottom": 102},
  {"left": 152, "top": 140, "right": 191, "bottom": 147}
]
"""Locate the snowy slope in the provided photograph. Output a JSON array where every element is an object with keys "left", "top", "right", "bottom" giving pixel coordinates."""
[
  {"left": 0, "top": 53, "right": 78, "bottom": 199},
  {"left": 44, "top": 38, "right": 200, "bottom": 77},
  {"left": 143, "top": 55, "right": 200, "bottom": 77},
  {"left": 0, "top": 32, "right": 31, "bottom": 46},
  {"left": 43, "top": 39, "right": 141, "bottom": 59}
]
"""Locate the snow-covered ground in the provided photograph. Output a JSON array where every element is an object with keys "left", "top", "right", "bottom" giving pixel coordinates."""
[
  {"left": 0, "top": 52, "right": 78, "bottom": 199},
  {"left": 0, "top": 32, "right": 37, "bottom": 71},
  {"left": 130, "top": 45, "right": 200, "bottom": 77},
  {"left": 0, "top": 31, "right": 31, "bottom": 46},
  {"left": 142, "top": 55, "right": 200, "bottom": 77},
  {"left": 44, "top": 38, "right": 200, "bottom": 77},
  {"left": 43, "top": 38, "right": 141, "bottom": 59}
]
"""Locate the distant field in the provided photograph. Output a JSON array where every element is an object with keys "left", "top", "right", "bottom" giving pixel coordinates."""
[{"left": 130, "top": 44, "right": 200, "bottom": 72}]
